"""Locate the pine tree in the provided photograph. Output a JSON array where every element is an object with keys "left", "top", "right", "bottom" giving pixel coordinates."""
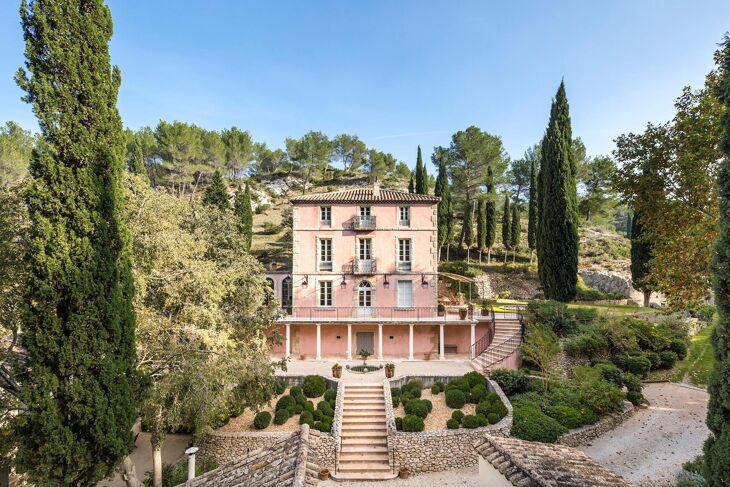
[
  {"left": 202, "top": 169, "right": 230, "bottom": 211},
  {"left": 510, "top": 205, "right": 521, "bottom": 263},
  {"left": 501, "top": 194, "right": 511, "bottom": 263},
  {"left": 630, "top": 210, "right": 653, "bottom": 306},
  {"left": 527, "top": 156, "right": 538, "bottom": 263},
  {"left": 434, "top": 155, "right": 452, "bottom": 261},
  {"left": 234, "top": 183, "right": 254, "bottom": 251},
  {"left": 538, "top": 81, "right": 579, "bottom": 301},
  {"left": 415, "top": 145, "right": 428, "bottom": 194},
  {"left": 463, "top": 201, "right": 474, "bottom": 262},
  {"left": 476, "top": 198, "right": 486, "bottom": 263},
  {"left": 485, "top": 166, "right": 497, "bottom": 263},
  {"left": 704, "top": 35, "right": 730, "bottom": 487},
  {"left": 14, "top": 1, "right": 139, "bottom": 483},
  {"left": 129, "top": 139, "right": 148, "bottom": 180},
  {"left": 408, "top": 174, "right": 415, "bottom": 193}
]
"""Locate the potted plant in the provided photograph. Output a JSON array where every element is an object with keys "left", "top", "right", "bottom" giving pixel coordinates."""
[
  {"left": 437, "top": 303, "right": 445, "bottom": 316},
  {"left": 319, "top": 468, "right": 330, "bottom": 480},
  {"left": 332, "top": 363, "right": 342, "bottom": 378},
  {"left": 384, "top": 363, "right": 395, "bottom": 378},
  {"left": 359, "top": 348, "right": 371, "bottom": 363},
  {"left": 480, "top": 298, "right": 491, "bottom": 316},
  {"left": 399, "top": 467, "right": 409, "bottom": 479}
]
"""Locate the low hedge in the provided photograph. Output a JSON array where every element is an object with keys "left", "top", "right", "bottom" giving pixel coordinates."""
[
  {"left": 253, "top": 411, "right": 271, "bottom": 429},
  {"left": 511, "top": 405, "right": 567, "bottom": 443}
]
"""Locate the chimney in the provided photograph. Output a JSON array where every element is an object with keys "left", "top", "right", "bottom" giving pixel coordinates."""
[{"left": 372, "top": 180, "right": 380, "bottom": 198}]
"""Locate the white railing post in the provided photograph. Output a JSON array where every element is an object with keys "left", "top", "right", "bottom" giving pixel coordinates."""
[{"left": 185, "top": 447, "right": 199, "bottom": 481}]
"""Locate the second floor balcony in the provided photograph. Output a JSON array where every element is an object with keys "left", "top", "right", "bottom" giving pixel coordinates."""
[
  {"left": 279, "top": 305, "right": 475, "bottom": 322},
  {"left": 352, "top": 259, "right": 376, "bottom": 274},
  {"left": 352, "top": 215, "right": 376, "bottom": 230}
]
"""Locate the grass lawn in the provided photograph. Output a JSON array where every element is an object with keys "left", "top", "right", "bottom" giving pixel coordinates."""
[
  {"left": 647, "top": 320, "right": 715, "bottom": 387},
  {"left": 567, "top": 302, "right": 659, "bottom": 316}
]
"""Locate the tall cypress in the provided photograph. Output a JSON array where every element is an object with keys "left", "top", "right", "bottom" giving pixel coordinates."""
[
  {"left": 630, "top": 210, "right": 653, "bottom": 307},
  {"left": 527, "top": 156, "right": 538, "bottom": 263},
  {"left": 501, "top": 194, "right": 511, "bottom": 263},
  {"left": 485, "top": 166, "right": 497, "bottom": 263},
  {"left": 14, "top": 1, "right": 139, "bottom": 484},
  {"left": 129, "top": 139, "right": 148, "bottom": 179},
  {"left": 408, "top": 174, "right": 415, "bottom": 193},
  {"left": 463, "top": 201, "right": 474, "bottom": 262},
  {"left": 537, "top": 136, "right": 546, "bottom": 280},
  {"left": 234, "top": 183, "right": 254, "bottom": 251},
  {"left": 510, "top": 205, "right": 521, "bottom": 263},
  {"left": 539, "top": 82, "right": 579, "bottom": 301},
  {"left": 705, "top": 34, "right": 730, "bottom": 487},
  {"left": 434, "top": 154, "right": 452, "bottom": 261},
  {"left": 476, "top": 198, "right": 486, "bottom": 262},
  {"left": 202, "top": 169, "right": 230, "bottom": 211},
  {"left": 415, "top": 145, "right": 427, "bottom": 194}
]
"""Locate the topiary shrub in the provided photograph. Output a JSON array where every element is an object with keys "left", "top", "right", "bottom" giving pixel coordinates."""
[
  {"left": 511, "top": 405, "right": 567, "bottom": 443},
  {"left": 446, "top": 418, "right": 460, "bottom": 429},
  {"left": 433, "top": 381, "right": 445, "bottom": 393},
  {"left": 410, "top": 402, "right": 429, "bottom": 419},
  {"left": 470, "top": 384, "right": 488, "bottom": 404},
  {"left": 317, "top": 400, "right": 333, "bottom": 417},
  {"left": 462, "top": 415, "right": 480, "bottom": 429},
  {"left": 395, "top": 417, "right": 403, "bottom": 431},
  {"left": 430, "top": 384, "right": 440, "bottom": 394},
  {"left": 304, "top": 400, "right": 315, "bottom": 413},
  {"left": 324, "top": 388, "right": 337, "bottom": 402},
  {"left": 299, "top": 411, "right": 314, "bottom": 427},
  {"left": 445, "top": 378, "right": 470, "bottom": 393},
  {"left": 402, "top": 379, "right": 423, "bottom": 398},
  {"left": 659, "top": 350, "right": 679, "bottom": 369},
  {"left": 302, "top": 375, "right": 327, "bottom": 398},
  {"left": 476, "top": 397, "right": 507, "bottom": 420},
  {"left": 314, "top": 419, "right": 332, "bottom": 432},
  {"left": 402, "top": 414, "right": 425, "bottom": 432},
  {"left": 476, "top": 413, "right": 489, "bottom": 427},
  {"left": 464, "top": 371, "right": 486, "bottom": 388},
  {"left": 451, "top": 410, "right": 465, "bottom": 423},
  {"left": 668, "top": 338, "right": 688, "bottom": 360},
  {"left": 290, "top": 385, "right": 303, "bottom": 398},
  {"left": 274, "top": 380, "right": 286, "bottom": 395},
  {"left": 421, "top": 399, "right": 433, "bottom": 413},
  {"left": 486, "top": 412, "right": 501, "bottom": 425},
  {"left": 253, "top": 411, "right": 271, "bottom": 429},
  {"left": 391, "top": 387, "right": 401, "bottom": 398},
  {"left": 490, "top": 368, "right": 530, "bottom": 396},
  {"left": 626, "top": 390, "right": 644, "bottom": 406},
  {"left": 273, "top": 408, "right": 290, "bottom": 425},
  {"left": 275, "top": 395, "right": 295, "bottom": 412},
  {"left": 312, "top": 409, "right": 323, "bottom": 421},
  {"left": 445, "top": 389, "right": 466, "bottom": 409},
  {"left": 293, "top": 403, "right": 303, "bottom": 414}
]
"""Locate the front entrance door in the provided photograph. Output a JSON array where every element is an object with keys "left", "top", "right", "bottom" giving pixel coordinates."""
[{"left": 356, "top": 332, "right": 374, "bottom": 355}]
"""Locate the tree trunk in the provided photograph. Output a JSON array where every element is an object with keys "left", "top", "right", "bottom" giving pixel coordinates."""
[
  {"left": 466, "top": 248, "right": 470, "bottom": 263},
  {"left": 643, "top": 290, "right": 651, "bottom": 307},
  {"left": 446, "top": 244, "right": 450, "bottom": 261},
  {"left": 487, "top": 247, "right": 491, "bottom": 264},
  {"left": 529, "top": 249, "right": 534, "bottom": 265},
  {"left": 438, "top": 245, "right": 442, "bottom": 262},
  {"left": 512, "top": 249, "right": 516, "bottom": 263},
  {"left": 151, "top": 432, "right": 163, "bottom": 487},
  {"left": 503, "top": 249, "right": 508, "bottom": 263}
]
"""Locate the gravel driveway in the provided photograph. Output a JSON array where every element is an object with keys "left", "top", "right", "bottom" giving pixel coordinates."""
[{"left": 580, "top": 382, "right": 709, "bottom": 486}]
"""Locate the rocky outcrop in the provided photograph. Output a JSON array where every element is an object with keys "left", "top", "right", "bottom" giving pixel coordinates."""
[{"left": 579, "top": 269, "right": 664, "bottom": 306}]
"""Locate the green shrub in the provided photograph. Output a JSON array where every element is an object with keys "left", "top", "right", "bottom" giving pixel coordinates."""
[
  {"left": 274, "top": 380, "right": 286, "bottom": 395},
  {"left": 622, "top": 372, "right": 642, "bottom": 392},
  {"left": 445, "top": 378, "right": 470, "bottom": 393},
  {"left": 253, "top": 411, "right": 271, "bottom": 429},
  {"left": 410, "top": 402, "right": 429, "bottom": 418},
  {"left": 317, "top": 400, "right": 333, "bottom": 417},
  {"left": 312, "top": 409, "right": 323, "bottom": 421},
  {"left": 576, "top": 373, "right": 624, "bottom": 415},
  {"left": 391, "top": 387, "right": 401, "bottom": 397},
  {"left": 668, "top": 338, "right": 689, "bottom": 361},
  {"left": 290, "top": 385, "right": 303, "bottom": 398},
  {"left": 302, "top": 375, "right": 327, "bottom": 398},
  {"left": 526, "top": 300, "right": 579, "bottom": 335},
  {"left": 402, "top": 379, "right": 423, "bottom": 398},
  {"left": 402, "top": 415, "right": 425, "bottom": 432},
  {"left": 451, "top": 410, "right": 465, "bottom": 423},
  {"left": 592, "top": 362, "right": 624, "bottom": 386},
  {"left": 545, "top": 404, "right": 583, "bottom": 429},
  {"left": 273, "top": 408, "right": 289, "bottom": 425},
  {"left": 391, "top": 396, "right": 400, "bottom": 408},
  {"left": 645, "top": 351, "right": 661, "bottom": 370},
  {"left": 694, "top": 304, "right": 716, "bottom": 324},
  {"left": 324, "top": 388, "right": 337, "bottom": 402},
  {"left": 470, "top": 384, "right": 488, "bottom": 404},
  {"left": 564, "top": 330, "right": 608, "bottom": 357},
  {"left": 299, "top": 411, "right": 314, "bottom": 426},
  {"left": 433, "top": 381, "right": 445, "bottom": 392},
  {"left": 486, "top": 412, "right": 501, "bottom": 424},
  {"left": 314, "top": 419, "right": 332, "bottom": 432},
  {"left": 275, "top": 395, "right": 295, "bottom": 412},
  {"left": 445, "top": 389, "right": 466, "bottom": 409},
  {"left": 304, "top": 401, "right": 315, "bottom": 413},
  {"left": 476, "top": 398, "right": 508, "bottom": 420},
  {"left": 430, "top": 384, "right": 440, "bottom": 394},
  {"left": 683, "top": 454, "right": 705, "bottom": 476},
  {"left": 490, "top": 369, "right": 530, "bottom": 396},
  {"left": 395, "top": 417, "right": 403, "bottom": 431},
  {"left": 293, "top": 403, "right": 303, "bottom": 414},
  {"left": 464, "top": 371, "right": 486, "bottom": 388},
  {"left": 611, "top": 353, "right": 652, "bottom": 379},
  {"left": 446, "top": 418, "right": 460, "bottom": 429},
  {"left": 511, "top": 404, "right": 567, "bottom": 443},
  {"left": 476, "top": 413, "right": 489, "bottom": 426},
  {"left": 626, "top": 390, "right": 644, "bottom": 406},
  {"left": 659, "top": 350, "right": 679, "bottom": 369},
  {"left": 462, "top": 415, "right": 480, "bottom": 429}
]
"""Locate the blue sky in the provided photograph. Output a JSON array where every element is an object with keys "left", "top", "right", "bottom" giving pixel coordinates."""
[{"left": 1, "top": 1, "right": 728, "bottom": 170}]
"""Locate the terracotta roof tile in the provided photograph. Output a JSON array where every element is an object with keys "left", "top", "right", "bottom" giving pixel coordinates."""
[
  {"left": 474, "top": 436, "right": 634, "bottom": 487},
  {"left": 289, "top": 187, "right": 439, "bottom": 204}
]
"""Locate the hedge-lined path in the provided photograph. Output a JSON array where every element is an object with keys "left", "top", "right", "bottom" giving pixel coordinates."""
[{"left": 580, "top": 382, "right": 709, "bottom": 486}]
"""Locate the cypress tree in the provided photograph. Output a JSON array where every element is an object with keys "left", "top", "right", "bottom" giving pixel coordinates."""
[
  {"left": 234, "top": 183, "right": 254, "bottom": 251},
  {"left": 476, "top": 198, "right": 486, "bottom": 263},
  {"left": 129, "top": 139, "right": 148, "bottom": 180},
  {"left": 408, "top": 174, "right": 415, "bottom": 193},
  {"left": 537, "top": 136, "right": 546, "bottom": 281},
  {"left": 539, "top": 82, "right": 579, "bottom": 301},
  {"left": 625, "top": 210, "right": 633, "bottom": 238},
  {"left": 510, "top": 205, "right": 521, "bottom": 263},
  {"left": 705, "top": 35, "right": 730, "bottom": 487},
  {"left": 485, "top": 166, "right": 497, "bottom": 263},
  {"left": 434, "top": 154, "right": 453, "bottom": 261},
  {"left": 463, "top": 201, "right": 474, "bottom": 262},
  {"left": 415, "top": 145, "right": 428, "bottom": 194},
  {"left": 14, "top": 1, "right": 139, "bottom": 484},
  {"left": 501, "top": 194, "right": 511, "bottom": 263},
  {"left": 630, "top": 210, "right": 653, "bottom": 307},
  {"left": 202, "top": 169, "right": 230, "bottom": 211},
  {"left": 527, "top": 156, "right": 538, "bottom": 263}
]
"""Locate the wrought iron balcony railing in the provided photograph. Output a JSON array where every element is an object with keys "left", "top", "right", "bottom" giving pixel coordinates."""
[
  {"left": 352, "top": 215, "right": 376, "bottom": 230},
  {"left": 353, "top": 259, "right": 376, "bottom": 274},
  {"left": 279, "top": 306, "right": 475, "bottom": 321}
]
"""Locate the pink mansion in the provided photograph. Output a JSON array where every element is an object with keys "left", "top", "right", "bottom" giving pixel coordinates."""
[{"left": 265, "top": 183, "right": 506, "bottom": 362}]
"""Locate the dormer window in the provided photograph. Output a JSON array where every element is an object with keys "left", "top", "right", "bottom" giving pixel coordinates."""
[{"left": 320, "top": 206, "right": 331, "bottom": 226}]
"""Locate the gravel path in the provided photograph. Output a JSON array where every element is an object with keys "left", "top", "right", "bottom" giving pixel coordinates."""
[
  {"left": 320, "top": 466, "right": 479, "bottom": 487},
  {"left": 580, "top": 382, "right": 709, "bottom": 486},
  {"left": 393, "top": 388, "right": 475, "bottom": 431}
]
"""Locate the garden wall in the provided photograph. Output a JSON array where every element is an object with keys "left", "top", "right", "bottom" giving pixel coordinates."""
[
  {"left": 556, "top": 400, "right": 635, "bottom": 447},
  {"left": 385, "top": 375, "right": 513, "bottom": 474}
]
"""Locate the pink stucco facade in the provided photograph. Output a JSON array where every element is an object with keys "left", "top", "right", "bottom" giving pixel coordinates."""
[{"left": 265, "top": 185, "right": 488, "bottom": 360}]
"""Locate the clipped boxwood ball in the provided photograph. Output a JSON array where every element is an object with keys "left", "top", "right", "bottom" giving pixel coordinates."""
[
  {"left": 402, "top": 414, "right": 425, "bottom": 432},
  {"left": 275, "top": 395, "right": 295, "bottom": 412},
  {"left": 445, "top": 389, "right": 466, "bottom": 409},
  {"left": 253, "top": 411, "right": 271, "bottom": 429},
  {"left": 395, "top": 417, "right": 403, "bottom": 431},
  {"left": 273, "top": 408, "right": 290, "bottom": 425},
  {"left": 324, "top": 388, "right": 337, "bottom": 402},
  {"left": 302, "top": 375, "right": 327, "bottom": 398},
  {"left": 451, "top": 410, "right": 465, "bottom": 423},
  {"left": 446, "top": 418, "right": 460, "bottom": 429},
  {"left": 462, "top": 414, "right": 480, "bottom": 429}
]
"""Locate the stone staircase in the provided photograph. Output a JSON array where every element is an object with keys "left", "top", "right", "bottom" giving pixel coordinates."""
[
  {"left": 333, "top": 383, "right": 396, "bottom": 481},
  {"left": 471, "top": 319, "right": 523, "bottom": 372}
]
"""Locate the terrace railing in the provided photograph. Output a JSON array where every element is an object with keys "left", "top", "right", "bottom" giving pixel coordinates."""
[{"left": 280, "top": 306, "right": 474, "bottom": 321}]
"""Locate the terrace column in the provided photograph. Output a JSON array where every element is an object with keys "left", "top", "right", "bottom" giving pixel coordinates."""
[
  {"left": 316, "top": 324, "right": 321, "bottom": 360},
  {"left": 347, "top": 324, "right": 352, "bottom": 360},
  {"left": 439, "top": 324, "right": 445, "bottom": 360},
  {"left": 470, "top": 323, "right": 476, "bottom": 359},
  {"left": 409, "top": 324, "right": 414, "bottom": 360},
  {"left": 378, "top": 323, "right": 383, "bottom": 360},
  {"left": 285, "top": 324, "right": 291, "bottom": 358}
]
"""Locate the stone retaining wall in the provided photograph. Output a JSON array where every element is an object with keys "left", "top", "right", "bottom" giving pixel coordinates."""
[{"left": 557, "top": 401, "right": 635, "bottom": 447}]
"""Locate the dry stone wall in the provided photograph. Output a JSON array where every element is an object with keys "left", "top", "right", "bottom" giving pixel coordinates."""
[{"left": 557, "top": 401, "right": 635, "bottom": 447}]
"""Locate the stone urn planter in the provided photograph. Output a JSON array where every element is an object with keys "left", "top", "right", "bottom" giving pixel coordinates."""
[
  {"left": 399, "top": 467, "right": 409, "bottom": 479},
  {"left": 332, "top": 364, "right": 342, "bottom": 378},
  {"left": 384, "top": 363, "right": 395, "bottom": 378},
  {"left": 459, "top": 308, "right": 468, "bottom": 320},
  {"left": 319, "top": 468, "right": 330, "bottom": 480},
  {"left": 437, "top": 304, "right": 445, "bottom": 316}
]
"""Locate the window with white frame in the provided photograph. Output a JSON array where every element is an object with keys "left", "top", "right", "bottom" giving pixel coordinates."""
[
  {"left": 320, "top": 206, "right": 331, "bottom": 226},
  {"left": 398, "top": 238, "right": 411, "bottom": 271},
  {"left": 397, "top": 280, "right": 413, "bottom": 308},
  {"left": 359, "top": 238, "right": 372, "bottom": 260},
  {"left": 319, "top": 238, "right": 332, "bottom": 271},
  {"left": 399, "top": 206, "right": 410, "bottom": 227},
  {"left": 319, "top": 280, "right": 333, "bottom": 307},
  {"left": 359, "top": 206, "right": 371, "bottom": 217}
]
